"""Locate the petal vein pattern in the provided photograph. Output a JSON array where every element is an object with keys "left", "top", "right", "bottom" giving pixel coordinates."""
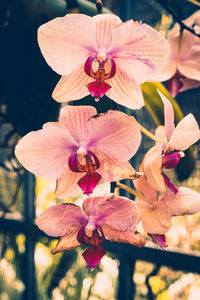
[{"left": 38, "top": 13, "right": 170, "bottom": 107}]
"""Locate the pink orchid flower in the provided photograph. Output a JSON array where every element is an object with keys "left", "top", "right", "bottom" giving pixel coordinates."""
[
  {"left": 15, "top": 105, "right": 141, "bottom": 198},
  {"left": 38, "top": 13, "right": 170, "bottom": 109},
  {"left": 133, "top": 167, "right": 200, "bottom": 248},
  {"left": 37, "top": 194, "right": 145, "bottom": 268},
  {"left": 143, "top": 91, "right": 200, "bottom": 192},
  {"left": 152, "top": 10, "right": 200, "bottom": 97}
]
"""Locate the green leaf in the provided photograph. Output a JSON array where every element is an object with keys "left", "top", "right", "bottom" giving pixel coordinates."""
[{"left": 141, "top": 82, "right": 195, "bottom": 181}]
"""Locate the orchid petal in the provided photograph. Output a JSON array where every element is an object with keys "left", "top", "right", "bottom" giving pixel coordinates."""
[
  {"left": 102, "top": 224, "right": 146, "bottom": 247},
  {"left": 92, "top": 14, "right": 122, "bottom": 49},
  {"left": 155, "top": 126, "right": 167, "bottom": 142},
  {"left": 59, "top": 105, "right": 97, "bottom": 143},
  {"left": 55, "top": 167, "right": 83, "bottom": 199},
  {"left": 96, "top": 151, "right": 137, "bottom": 181},
  {"left": 38, "top": 14, "right": 96, "bottom": 75},
  {"left": 15, "top": 124, "right": 77, "bottom": 179},
  {"left": 141, "top": 201, "right": 171, "bottom": 234},
  {"left": 36, "top": 203, "right": 87, "bottom": 237},
  {"left": 52, "top": 64, "right": 92, "bottom": 102},
  {"left": 149, "top": 233, "right": 168, "bottom": 249},
  {"left": 157, "top": 90, "right": 174, "bottom": 140},
  {"left": 88, "top": 110, "right": 141, "bottom": 161},
  {"left": 150, "top": 59, "right": 177, "bottom": 82},
  {"left": 179, "top": 77, "right": 200, "bottom": 92},
  {"left": 109, "top": 21, "right": 170, "bottom": 84},
  {"left": 78, "top": 172, "right": 102, "bottom": 195},
  {"left": 133, "top": 174, "right": 157, "bottom": 203},
  {"left": 106, "top": 68, "right": 145, "bottom": 110},
  {"left": 166, "top": 113, "right": 200, "bottom": 153},
  {"left": 83, "top": 195, "right": 138, "bottom": 231},
  {"left": 162, "top": 187, "right": 200, "bottom": 216},
  {"left": 143, "top": 145, "right": 166, "bottom": 192},
  {"left": 51, "top": 233, "right": 81, "bottom": 254},
  {"left": 82, "top": 245, "right": 106, "bottom": 269}
]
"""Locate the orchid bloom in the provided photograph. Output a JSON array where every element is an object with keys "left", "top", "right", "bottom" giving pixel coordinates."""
[
  {"left": 15, "top": 105, "right": 141, "bottom": 198},
  {"left": 133, "top": 166, "right": 200, "bottom": 248},
  {"left": 152, "top": 10, "right": 200, "bottom": 97},
  {"left": 38, "top": 13, "right": 170, "bottom": 109},
  {"left": 143, "top": 91, "right": 200, "bottom": 192},
  {"left": 37, "top": 194, "right": 145, "bottom": 268}
]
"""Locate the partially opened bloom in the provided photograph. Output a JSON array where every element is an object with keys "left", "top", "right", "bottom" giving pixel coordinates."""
[
  {"left": 15, "top": 105, "right": 141, "bottom": 198},
  {"left": 133, "top": 167, "right": 200, "bottom": 248},
  {"left": 38, "top": 13, "right": 170, "bottom": 109},
  {"left": 143, "top": 91, "right": 200, "bottom": 192},
  {"left": 37, "top": 194, "right": 145, "bottom": 268},
  {"left": 152, "top": 10, "right": 200, "bottom": 97}
]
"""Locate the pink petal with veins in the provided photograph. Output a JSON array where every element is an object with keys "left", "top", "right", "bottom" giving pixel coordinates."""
[
  {"left": 51, "top": 233, "right": 81, "bottom": 254},
  {"left": 140, "top": 201, "right": 171, "bottom": 234},
  {"left": 52, "top": 64, "right": 92, "bottom": 102},
  {"left": 149, "top": 233, "right": 168, "bottom": 249},
  {"left": 59, "top": 105, "right": 97, "bottom": 143},
  {"left": 96, "top": 151, "right": 137, "bottom": 181},
  {"left": 93, "top": 14, "right": 122, "bottom": 49},
  {"left": 133, "top": 174, "right": 157, "bottom": 203},
  {"left": 157, "top": 90, "right": 174, "bottom": 140},
  {"left": 82, "top": 245, "right": 106, "bottom": 269},
  {"left": 143, "top": 145, "right": 166, "bottom": 192},
  {"left": 15, "top": 124, "right": 77, "bottom": 179},
  {"left": 166, "top": 113, "right": 200, "bottom": 153},
  {"left": 109, "top": 21, "right": 170, "bottom": 84},
  {"left": 55, "top": 167, "right": 83, "bottom": 199},
  {"left": 88, "top": 110, "right": 141, "bottom": 161},
  {"left": 106, "top": 68, "right": 144, "bottom": 110},
  {"left": 38, "top": 14, "right": 96, "bottom": 75},
  {"left": 36, "top": 203, "right": 87, "bottom": 237},
  {"left": 166, "top": 73, "right": 184, "bottom": 98},
  {"left": 83, "top": 195, "right": 138, "bottom": 231},
  {"left": 162, "top": 187, "right": 200, "bottom": 216},
  {"left": 102, "top": 224, "right": 146, "bottom": 247}
]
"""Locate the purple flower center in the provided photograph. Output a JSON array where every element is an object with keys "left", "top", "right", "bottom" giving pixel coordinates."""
[
  {"left": 77, "top": 226, "right": 106, "bottom": 269},
  {"left": 162, "top": 151, "right": 181, "bottom": 169},
  {"left": 68, "top": 151, "right": 101, "bottom": 194},
  {"left": 84, "top": 56, "right": 116, "bottom": 101},
  {"left": 166, "top": 71, "right": 184, "bottom": 98}
]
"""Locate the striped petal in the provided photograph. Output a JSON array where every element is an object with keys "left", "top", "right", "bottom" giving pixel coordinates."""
[
  {"left": 109, "top": 21, "right": 170, "bottom": 84},
  {"left": 102, "top": 224, "right": 146, "bottom": 247},
  {"left": 87, "top": 110, "right": 141, "bottom": 161},
  {"left": 106, "top": 68, "right": 145, "bottom": 110},
  {"left": 143, "top": 145, "right": 165, "bottom": 192},
  {"left": 59, "top": 105, "right": 97, "bottom": 143},
  {"left": 92, "top": 14, "right": 122, "bottom": 50},
  {"left": 83, "top": 195, "right": 138, "bottom": 231},
  {"left": 52, "top": 64, "right": 92, "bottom": 102},
  {"left": 157, "top": 90, "right": 175, "bottom": 140},
  {"left": 51, "top": 233, "right": 81, "bottom": 254},
  {"left": 55, "top": 167, "right": 83, "bottom": 199},
  {"left": 166, "top": 113, "right": 200, "bottom": 153},
  {"left": 141, "top": 201, "right": 171, "bottom": 234},
  {"left": 15, "top": 124, "right": 77, "bottom": 179},
  {"left": 96, "top": 151, "right": 137, "bottom": 181},
  {"left": 36, "top": 203, "right": 87, "bottom": 237},
  {"left": 162, "top": 187, "right": 200, "bottom": 216},
  {"left": 38, "top": 14, "right": 96, "bottom": 75}
]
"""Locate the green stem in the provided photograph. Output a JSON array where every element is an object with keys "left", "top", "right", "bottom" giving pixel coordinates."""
[
  {"left": 116, "top": 182, "right": 154, "bottom": 205},
  {"left": 138, "top": 123, "right": 164, "bottom": 143}
]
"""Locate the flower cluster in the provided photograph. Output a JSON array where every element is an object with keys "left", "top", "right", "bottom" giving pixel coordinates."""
[{"left": 15, "top": 12, "right": 200, "bottom": 268}]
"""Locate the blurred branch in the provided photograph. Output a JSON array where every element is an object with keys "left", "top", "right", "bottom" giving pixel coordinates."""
[
  {"left": 154, "top": 0, "right": 200, "bottom": 37},
  {"left": 186, "top": 0, "right": 200, "bottom": 7}
]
